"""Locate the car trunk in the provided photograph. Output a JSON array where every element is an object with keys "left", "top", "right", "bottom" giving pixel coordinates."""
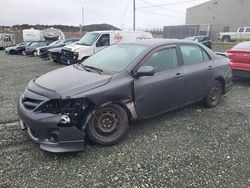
[
  {"left": 227, "top": 50, "right": 250, "bottom": 63},
  {"left": 227, "top": 49, "right": 250, "bottom": 71}
]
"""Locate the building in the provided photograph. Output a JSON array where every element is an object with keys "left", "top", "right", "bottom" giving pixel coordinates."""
[
  {"left": 163, "top": 24, "right": 211, "bottom": 39},
  {"left": 186, "top": 0, "right": 250, "bottom": 41}
]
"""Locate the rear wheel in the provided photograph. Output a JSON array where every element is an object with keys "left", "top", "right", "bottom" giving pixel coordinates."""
[
  {"left": 204, "top": 80, "right": 222, "bottom": 108},
  {"left": 32, "top": 51, "right": 37, "bottom": 56},
  {"left": 22, "top": 50, "right": 26, "bottom": 56},
  {"left": 87, "top": 104, "right": 129, "bottom": 146},
  {"left": 222, "top": 36, "right": 230, "bottom": 42}
]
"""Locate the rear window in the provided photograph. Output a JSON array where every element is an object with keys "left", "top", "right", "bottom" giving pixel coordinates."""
[{"left": 233, "top": 42, "right": 250, "bottom": 50}]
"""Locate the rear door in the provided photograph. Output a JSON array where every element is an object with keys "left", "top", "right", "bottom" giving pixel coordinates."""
[
  {"left": 134, "top": 45, "right": 184, "bottom": 119},
  {"left": 179, "top": 44, "right": 214, "bottom": 103}
]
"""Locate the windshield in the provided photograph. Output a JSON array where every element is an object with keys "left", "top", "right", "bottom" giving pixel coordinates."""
[
  {"left": 30, "top": 42, "right": 39, "bottom": 46},
  {"left": 77, "top": 33, "right": 99, "bottom": 46},
  {"left": 48, "top": 40, "right": 60, "bottom": 47},
  {"left": 83, "top": 44, "right": 147, "bottom": 74}
]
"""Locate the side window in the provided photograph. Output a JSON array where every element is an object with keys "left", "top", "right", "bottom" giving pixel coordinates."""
[
  {"left": 96, "top": 34, "right": 110, "bottom": 47},
  {"left": 144, "top": 48, "right": 179, "bottom": 72},
  {"left": 246, "top": 28, "right": 250, "bottom": 32},
  {"left": 238, "top": 28, "right": 244, "bottom": 32},
  {"left": 180, "top": 45, "right": 205, "bottom": 65},
  {"left": 202, "top": 50, "right": 211, "bottom": 61}
]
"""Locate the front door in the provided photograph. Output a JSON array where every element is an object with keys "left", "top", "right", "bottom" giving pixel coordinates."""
[
  {"left": 134, "top": 46, "right": 184, "bottom": 119},
  {"left": 95, "top": 34, "right": 110, "bottom": 53}
]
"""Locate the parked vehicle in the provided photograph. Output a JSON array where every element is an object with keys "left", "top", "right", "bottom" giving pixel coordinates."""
[
  {"left": 48, "top": 40, "right": 79, "bottom": 63},
  {"left": 185, "top": 36, "right": 212, "bottom": 49},
  {"left": 23, "top": 41, "right": 49, "bottom": 56},
  {"left": 23, "top": 28, "right": 44, "bottom": 42},
  {"left": 18, "top": 39, "right": 233, "bottom": 153},
  {"left": 5, "top": 42, "right": 27, "bottom": 54},
  {"left": 227, "top": 41, "right": 250, "bottom": 78},
  {"left": 219, "top": 27, "right": 250, "bottom": 42},
  {"left": 0, "top": 33, "right": 16, "bottom": 50},
  {"left": 37, "top": 39, "right": 79, "bottom": 59},
  {"left": 36, "top": 40, "right": 61, "bottom": 58},
  {"left": 23, "top": 28, "right": 65, "bottom": 42},
  {"left": 61, "top": 30, "right": 153, "bottom": 65}
]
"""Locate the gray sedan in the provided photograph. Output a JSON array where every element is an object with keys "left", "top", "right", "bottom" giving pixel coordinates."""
[{"left": 18, "top": 39, "right": 233, "bottom": 153}]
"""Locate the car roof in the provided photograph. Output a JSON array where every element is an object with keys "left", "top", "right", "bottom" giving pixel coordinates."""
[
  {"left": 89, "top": 30, "right": 150, "bottom": 34},
  {"left": 121, "top": 39, "right": 199, "bottom": 47}
]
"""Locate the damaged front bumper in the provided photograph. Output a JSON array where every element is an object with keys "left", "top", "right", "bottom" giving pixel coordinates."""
[{"left": 18, "top": 98, "right": 85, "bottom": 153}]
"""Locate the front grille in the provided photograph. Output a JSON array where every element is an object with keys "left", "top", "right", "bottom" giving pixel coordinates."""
[
  {"left": 61, "top": 49, "right": 72, "bottom": 60},
  {"left": 22, "top": 97, "right": 43, "bottom": 111}
]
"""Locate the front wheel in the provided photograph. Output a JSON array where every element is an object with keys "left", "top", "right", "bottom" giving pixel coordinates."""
[
  {"left": 87, "top": 104, "right": 129, "bottom": 146},
  {"left": 204, "top": 80, "right": 222, "bottom": 108}
]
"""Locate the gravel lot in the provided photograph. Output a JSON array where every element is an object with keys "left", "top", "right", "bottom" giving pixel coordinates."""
[{"left": 0, "top": 51, "right": 249, "bottom": 187}]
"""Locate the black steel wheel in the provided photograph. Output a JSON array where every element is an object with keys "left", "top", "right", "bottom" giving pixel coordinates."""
[
  {"left": 204, "top": 80, "right": 222, "bottom": 108},
  {"left": 87, "top": 104, "right": 129, "bottom": 146}
]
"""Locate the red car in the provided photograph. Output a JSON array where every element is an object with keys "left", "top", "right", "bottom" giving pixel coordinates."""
[{"left": 227, "top": 42, "right": 250, "bottom": 78}]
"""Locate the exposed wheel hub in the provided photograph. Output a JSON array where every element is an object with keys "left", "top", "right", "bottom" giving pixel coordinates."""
[
  {"left": 96, "top": 111, "right": 119, "bottom": 134},
  {"left": 209, "top": 84, "right": 220, "bottom": 102}
]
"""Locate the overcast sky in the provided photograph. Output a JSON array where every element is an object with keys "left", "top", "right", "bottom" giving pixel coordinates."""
[{"left": 0, "top": 0, "right": 209, "bottom": 29}]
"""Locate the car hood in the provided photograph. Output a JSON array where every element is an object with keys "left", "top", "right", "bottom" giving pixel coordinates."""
[
  {"left": 63, "top": 44, "right": 91, "bottom": 52},
  {"left": 48, "top": 47, "right": 62, "bottom": 53},
  {"left": 32, "top": 65, "right": 112, "bottom": 98}
]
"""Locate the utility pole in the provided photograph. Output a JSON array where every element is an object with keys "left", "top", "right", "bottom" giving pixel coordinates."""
[
  {"left": 82, "top": 7, "right": 85, "bottom": 27},
  {"left": 133, "top": 0, "right": 135, "bottom": 31}
]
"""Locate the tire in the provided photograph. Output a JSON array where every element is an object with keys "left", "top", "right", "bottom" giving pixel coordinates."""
[
  {"left": 22, "top": 50, "right": 26, "bottom": 56},
  {"left": 204, "top": 80, "right": 223, "bottom": 108},
  {"left": 222, "top": 36, "right": 230, "bottom": 42},
  {"left": 87, "top": 104, "right": 129, "bottom": 146}
]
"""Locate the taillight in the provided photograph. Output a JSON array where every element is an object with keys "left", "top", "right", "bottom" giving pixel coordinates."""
[{"left": 226, "top": 51, "right": 234, "bottom": 62}]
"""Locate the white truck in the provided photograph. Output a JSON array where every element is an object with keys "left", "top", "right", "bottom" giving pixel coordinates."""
[
  {"left": 219, "top": 27, "right": 250, "bottom": 42},
  {"left": 61, "top": 30, "right": 153, "bottom": 65},
  {"left": 0, "top": 33, "right": 16, "bottom": 49}
]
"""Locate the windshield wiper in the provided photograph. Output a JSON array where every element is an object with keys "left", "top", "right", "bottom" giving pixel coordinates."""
[{"left": 82, "top": 65, "right": 104, "bottom": 74}]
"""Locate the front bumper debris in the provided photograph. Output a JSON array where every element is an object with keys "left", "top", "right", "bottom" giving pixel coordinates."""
[{"left": 18, "top": 97, "right": 85, "bottom": 153}]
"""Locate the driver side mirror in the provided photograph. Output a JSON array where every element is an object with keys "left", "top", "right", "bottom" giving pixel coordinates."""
[{"left": 134, "top": 66, "right": 155, "bottom": 78}]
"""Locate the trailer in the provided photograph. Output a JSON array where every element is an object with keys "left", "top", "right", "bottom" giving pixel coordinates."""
[
  {"left": 0, "top": 33, "right": 16, "bottom": 50},
  {"left": 163, "top": 24, "right": 211, "bottom": 39}
]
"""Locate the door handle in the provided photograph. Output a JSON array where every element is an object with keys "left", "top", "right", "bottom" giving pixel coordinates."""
[
  {"left": 174, "top": 73, "right": 183, "bottom": 79},
  {"left": 208, "top": 65, "right": 214, "bottom": 70}
]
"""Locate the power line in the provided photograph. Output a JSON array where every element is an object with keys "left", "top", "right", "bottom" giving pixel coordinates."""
[{"left": 140, "top": 0, "right": 185, "bottom": 15}]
